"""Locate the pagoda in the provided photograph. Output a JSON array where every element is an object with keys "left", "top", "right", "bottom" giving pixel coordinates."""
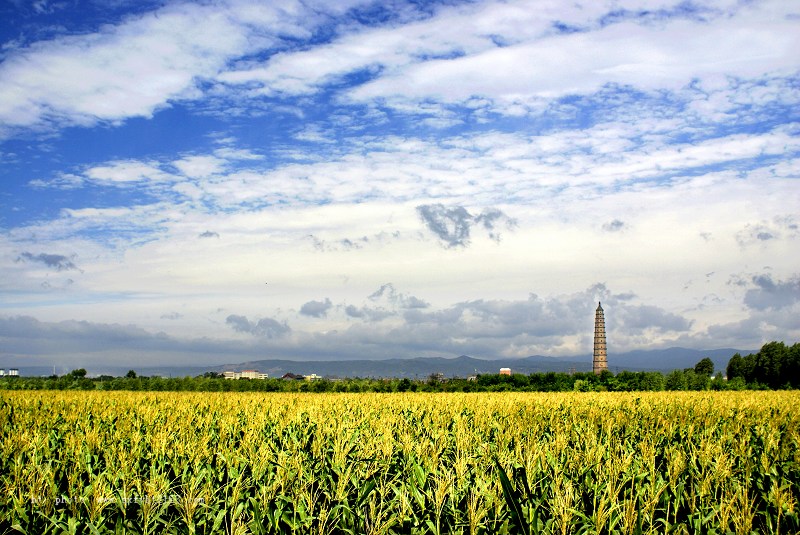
[{"left": 593, "top": 302, "right": 608, "bottom": 374}]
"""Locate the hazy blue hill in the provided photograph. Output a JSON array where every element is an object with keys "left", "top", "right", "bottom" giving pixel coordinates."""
[
  {"left": 210, "top": 354, "right": 590, "bottom": 379},
  {"left": 11, "top": 347, "right": 754, "bottom": 378},
  {"left": 207, "top": 347, "right": 753, "bottom": 378},
  {"left": 604, "top": 347, "right": 752, "bottom": 374}
]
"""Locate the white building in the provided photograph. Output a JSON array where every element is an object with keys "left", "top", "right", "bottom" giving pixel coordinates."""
[
  {"left": 223, "top": 370, "right": 268, "bottom": 380},
  {"left": 240, "top": 370, "right": 260, "bottom": 380},
  {"left": 9, "top": 369, "right": 19, "bottom": 376},
  {"left": 0, "top": 369, "right": 5, "bottom": 376}
]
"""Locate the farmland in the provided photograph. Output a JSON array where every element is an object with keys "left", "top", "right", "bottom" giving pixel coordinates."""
[{"left": 1, "top": 391, "right": 798, "bottom": 534}]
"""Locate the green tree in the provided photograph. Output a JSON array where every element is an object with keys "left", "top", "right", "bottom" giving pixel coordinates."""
[
  {"left": 694, "top": 357, "right": 714, "bottom": 377},
  {"left": 125, "top": 369, "right": 137, "bottom": 379},
  {"left": 639, "top": 372, "right": 665, "bottom": 391},
  {"left": 67, "top": 368, "right": 87, "bottom": 379},
  {"left": 397, "top": 378, "right": 412, "bottom": 392},
  {"left": 726, "top": 353, "right": 744, "bottom": 380},
  {"left": 665, "top": 370, "right": 687, "bottom": 391},
  {"left": 685, "top": 369, "right": 710, "bottom": 391}
]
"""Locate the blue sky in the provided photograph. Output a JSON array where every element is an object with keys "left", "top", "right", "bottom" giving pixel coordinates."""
[{"left": 1, "top": 0, "right": 799, "bottom": 370}]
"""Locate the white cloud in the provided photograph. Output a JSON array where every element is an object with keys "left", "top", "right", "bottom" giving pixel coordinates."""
[
  {"left": 85, "top": 160, "right": 174, "bottom": 183},
  {"left": 349, "top": 13, "right": 799, "bottom": 111},
  {"left": 0, "top": 0, "right": 320, "bottom": 134},
  {"left": 172, "top": 155, "right": 226, "bottom": 179},
  {"left": 208, "top": 0, "right": 800, "bottom": 119},
  {"left": 2, "top": 0, "right": 798, "bottom": 365}
]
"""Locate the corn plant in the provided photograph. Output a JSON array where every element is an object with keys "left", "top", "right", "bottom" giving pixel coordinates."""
[{"left": 0, "top": 391, "right": 798, "bottom": 534}]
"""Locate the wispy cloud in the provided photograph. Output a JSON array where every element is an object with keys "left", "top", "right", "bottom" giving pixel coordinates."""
[{"left": 0, "top": 1, "right": 333, "bottom": 136}]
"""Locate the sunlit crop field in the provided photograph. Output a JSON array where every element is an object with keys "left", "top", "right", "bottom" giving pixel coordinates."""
[{"left": 1, "top": 391, "right": 798, "bottom": 534}]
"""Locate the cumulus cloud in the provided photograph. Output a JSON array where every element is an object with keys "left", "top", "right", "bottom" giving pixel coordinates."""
[
  {"left": 735, "top": 217, "right": 798, "bottom": 247},
  {"left": 744, "top": 274, "right": 800, "bottom": 311},
  {"left": 225, "top": 314, "right": 291, "bottom": 338},
  {"left": 369, "top": 283, "right": 429, "bottom": 309},
  {"left": 17, "top": 252, "right": 80, "bottom": 271},
  {"left": 474, "top": 208, "right": 519, "bottom": 240},
  {"left": 84, "top": 160, "right": 173, "bottom": 184},
  {"left": 172, "top": 155, "right": 225, "bottom": 178},
  {"left": 300, "top": 298, "right": 333, "bottom": 318},
  {"left": 416, "top": 204, "right": 472, "bottom": 247},
  {"left": 416, "top": 204, "right": 516, "bottom": 247},
  {"left": 344, "top": 304, "right": 395, "bottom": 322},
  {"left": 614, "top": 305, "right": 693, "bottom": 333}
]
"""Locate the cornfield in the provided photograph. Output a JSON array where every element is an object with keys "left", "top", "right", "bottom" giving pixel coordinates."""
[{"left": 1, "top": 391, "right": 798, "bottom": 534}]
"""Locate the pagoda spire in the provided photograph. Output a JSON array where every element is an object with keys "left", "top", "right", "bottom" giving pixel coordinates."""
[{"left": 593, "top": 302, "right": 608, "bottom": 374}]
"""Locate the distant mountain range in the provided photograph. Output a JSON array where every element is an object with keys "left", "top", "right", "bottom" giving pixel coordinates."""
[
  {"left": 9, "top": 347, "right": 754, "bottom": 378},
  {"left": 208, "top": 347, "right": 750, "bottom": 378}
]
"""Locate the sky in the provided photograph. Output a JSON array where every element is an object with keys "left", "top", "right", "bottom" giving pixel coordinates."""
[{"left": 1, "top": 0, "right": 799, "bottom": 371}]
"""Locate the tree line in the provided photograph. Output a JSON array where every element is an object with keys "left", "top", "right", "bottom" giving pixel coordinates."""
[{"left": 1, "top": 341, "right": 796, "bottom": 393}]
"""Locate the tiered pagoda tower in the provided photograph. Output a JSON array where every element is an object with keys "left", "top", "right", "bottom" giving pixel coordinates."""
[{"left": 593, "top": 302, "right": 608, "bottom": 374}]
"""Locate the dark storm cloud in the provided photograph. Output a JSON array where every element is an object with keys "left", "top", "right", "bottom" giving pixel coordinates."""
[
  {"left": 0, "top": 315, "right": 203, "bottom": 357},
  {"left": 225, "top": 314, "right": 291, "bottom": 338},
  {"left": 300, "top": 298, "right": 333, "bottom": 318},
  {"left": 416, "top": 204, "right": 516, "bottom": 247},
  {"left": 0, "top": 282, "right": 704, "bottom": 367},
  {"left": 0, "top": 315, "right": 295, "bottom": 367},
  {"left": 744, "top": 274, "right": 800, "bottom": 310},
  {"left": 614, "top": 305, "right": 693, "bottom": 332},
  {"left": 17, "top": 252, "right": 80, "bottom": 271}
]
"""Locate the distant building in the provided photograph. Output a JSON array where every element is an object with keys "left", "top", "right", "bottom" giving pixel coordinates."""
[
  {"left": 304, "top": 373, "right": 321, "bottom": 381},
  {"left": 223, "top": 370, "right": 268, "bottom": 380},
  {"left": 240, "top": 370, "right": 259, "bottom": 380},
  {"left": 281, "top": 372, "right": 304, "bottom": 380},
  {"left": 593, "top": 302, "right": 608, "bottom": 375},
  {"left": 9, "top": 369, "right": 19, "bottom": 377},
  {"left": 0, "top": 370, "right": 5, "bottom": 377},
  {"left": 499, "top": 368, "right": 511, "bottom": 376}
]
